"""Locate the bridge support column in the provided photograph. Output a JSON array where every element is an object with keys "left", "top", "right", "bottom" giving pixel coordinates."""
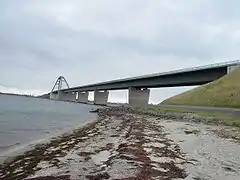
[
  {"left": 58, "top": 91, "right": 76, "bottom": 102},
  {"left": 128, "top": 87, "right": 150, "bottom": 107},
  {"left": 94, "top": 90, "right": 109, "bottom": 105},
  {"left": 77, "top": 91, "right": 89, "bottom": 103},
  {"left": 50, "top": 92, "right": 59, "bottom": 100},
  {"left": 228, "top": 64, "right": 240, "bottom": 74}
]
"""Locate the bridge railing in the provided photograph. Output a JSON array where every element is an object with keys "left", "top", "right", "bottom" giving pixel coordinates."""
[
  {"left": 182, "top": 60, "right": 240, "bottom": 72},
  {"left": 141, "top": 60, "right": 240, "bottom": 78}
]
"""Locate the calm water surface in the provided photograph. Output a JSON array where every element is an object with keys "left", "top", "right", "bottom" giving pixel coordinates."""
[{"left": 0, "top": 94, "right": 98, "bottom": 161}]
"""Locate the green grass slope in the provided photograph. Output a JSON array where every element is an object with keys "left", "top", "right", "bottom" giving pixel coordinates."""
[{"left": 162, "top": 68, "right": 240, "bottom": 108}]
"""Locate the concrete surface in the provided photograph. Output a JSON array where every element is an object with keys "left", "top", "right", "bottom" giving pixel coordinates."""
[
  {"left": 77, "top": 91, "right": 89, "bottom": 103},
  {"left": 58, "top": 61, "right": 240, "bottom": 93},
  {"left": 94, "top": 90, "right": 109, "bottom": 105},
  {"left": 227, "top": 64, "right": 240, "bottom": 74},
  {"left": 128, "top": 87, "right": 150, "bottom": 107}
]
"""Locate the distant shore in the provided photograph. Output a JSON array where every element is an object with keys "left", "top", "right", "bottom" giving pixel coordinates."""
[{"left": 0, "top": 92, "right": 36, "bottom": 98}]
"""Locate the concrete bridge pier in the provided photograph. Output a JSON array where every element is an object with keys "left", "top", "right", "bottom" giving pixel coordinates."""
[
  {"left": 50, "top": 91, "right": 76, "bottom": 102},
  {"left": 77, "top": 91, "right": 89, "bottom": 103},
  {"left": 59, "top": 91, "right": 76, "bottom": 102},
  {"left": 94, "top": 90, "right": 109, "bottom": 105},
  {"left": 50, "top": 92, "right": 59, "bottom": 100},
  {"left": 128, "top": 87, "right": 150, "bottom": 107}
]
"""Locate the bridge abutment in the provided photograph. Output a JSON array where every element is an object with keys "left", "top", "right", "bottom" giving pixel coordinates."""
[
  {"left": 94, "top": 90, "right": 109, "bottom": 105},
  {"left": 77, "top": 91, "right": 89, "bottom": 103},
  {"left": 227, "top": 65, "right": 240, "bottom": 74},
  {"left": 128, "top": 87, "right": 150, "bottom": 107}
]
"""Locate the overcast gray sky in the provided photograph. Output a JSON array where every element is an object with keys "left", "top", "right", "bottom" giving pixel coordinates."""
[{"left": 0, "top": 0, "right": 240, "bottom": 103}]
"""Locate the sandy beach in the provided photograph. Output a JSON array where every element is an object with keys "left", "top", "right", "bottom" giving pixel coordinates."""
[{"left": 1, "top": 107, "right": 240, "bottom": 180}]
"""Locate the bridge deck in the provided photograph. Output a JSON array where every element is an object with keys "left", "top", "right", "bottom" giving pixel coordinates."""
[{"left": 56, "top": 60, "right": 240, "bottom": 92}]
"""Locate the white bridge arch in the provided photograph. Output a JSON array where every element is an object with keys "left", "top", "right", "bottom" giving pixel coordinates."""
[{"left": 50, "top": 76, "right": 76, "bottom": 101}]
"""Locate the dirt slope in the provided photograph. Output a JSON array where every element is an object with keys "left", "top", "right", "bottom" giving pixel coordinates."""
[{"left": 162, "top": 68, "right": 240, "bottom": 108}]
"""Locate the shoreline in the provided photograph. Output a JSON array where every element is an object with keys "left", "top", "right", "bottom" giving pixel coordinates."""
[
  {"left": 0, "top": 116, "right": 100, "bottom": 180},
  {"left": 1, "top": 107, "right": 240, "bottom": 179},
  {"left": 0, "top": 117, "right": 98, "bottom": 165}
]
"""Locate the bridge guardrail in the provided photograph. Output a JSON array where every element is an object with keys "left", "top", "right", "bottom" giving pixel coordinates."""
[
  {"left": 60, "top": 60, "right": 240, "bottom": 92},
  {"left": 130, "top": 60, "right": 240, "bottom": 79}
]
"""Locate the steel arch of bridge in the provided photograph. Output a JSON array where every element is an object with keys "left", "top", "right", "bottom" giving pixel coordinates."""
[{"left": 51, "top": 76, "right": 70, "bottom": 93}]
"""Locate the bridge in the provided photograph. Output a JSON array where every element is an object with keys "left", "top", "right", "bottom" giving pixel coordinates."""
[{"left": 49, "top": 60, "right": 240, "bottom": 106}]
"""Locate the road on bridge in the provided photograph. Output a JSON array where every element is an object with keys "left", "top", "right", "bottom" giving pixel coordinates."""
[{"left": 156, "top": 104, "right": 240, "bottom": 116}]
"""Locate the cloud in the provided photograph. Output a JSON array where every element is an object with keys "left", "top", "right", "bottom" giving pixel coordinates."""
[{"left": 0, "top": 0, "right": 240, "bottom": 103}]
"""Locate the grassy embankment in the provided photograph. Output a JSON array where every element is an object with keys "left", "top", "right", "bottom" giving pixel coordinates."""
[
  {"left": 162, "top": 67, "right": 240, "bottom": 108},
  {"left": 143, "top": 107, "right": 240, "bottom": 127}
]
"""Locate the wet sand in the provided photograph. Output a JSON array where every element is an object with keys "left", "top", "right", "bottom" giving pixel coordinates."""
[{"left": 1, "top": 107, "right": 240, "bottom": 180}]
